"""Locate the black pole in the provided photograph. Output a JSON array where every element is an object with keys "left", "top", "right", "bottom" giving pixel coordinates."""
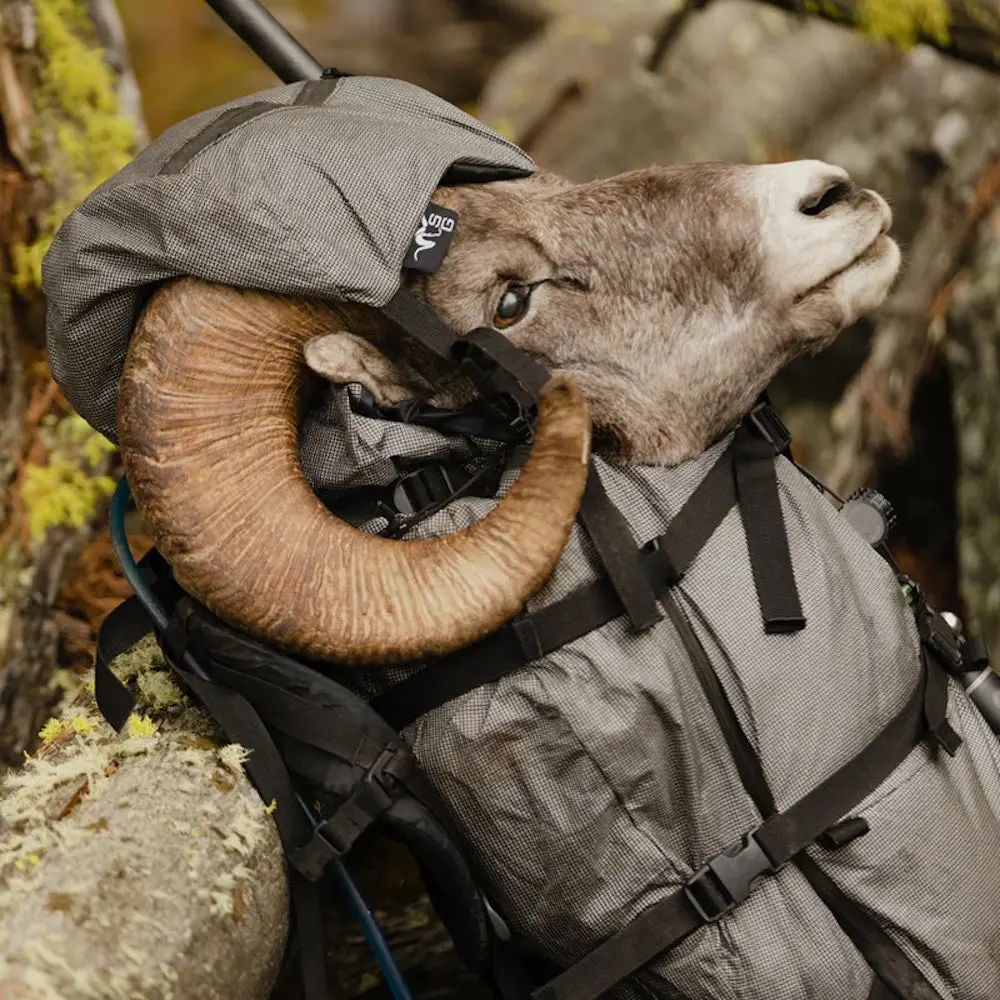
[{"left": 204, "top": 0, "right": 324, "bottom": 83}]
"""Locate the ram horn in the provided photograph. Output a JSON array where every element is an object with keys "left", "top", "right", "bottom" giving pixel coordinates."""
[{"left": 117, "top": 278, "right": 591, "bottom": 665}]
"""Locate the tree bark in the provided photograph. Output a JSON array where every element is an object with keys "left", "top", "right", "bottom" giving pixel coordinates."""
[
  {"left": 945, "top": 205, "right": 1000, "bottom": 659},
  {"left": 0, "top": 0, "right": 142, "bottom": 766}
]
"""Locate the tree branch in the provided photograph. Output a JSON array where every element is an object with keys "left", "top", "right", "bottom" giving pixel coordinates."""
[{"left": 762, "top": 0, "right": 1000, "bottom": 75}]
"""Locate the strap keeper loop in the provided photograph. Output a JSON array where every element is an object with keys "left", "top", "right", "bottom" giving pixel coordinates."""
[{"left": 512, "top": 616, "right": 544, "bottom": 662}]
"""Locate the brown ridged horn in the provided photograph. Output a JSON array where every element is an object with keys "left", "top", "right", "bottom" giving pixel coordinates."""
[{"left": 117, "top": 278, "right": 591, "bottom": 665}]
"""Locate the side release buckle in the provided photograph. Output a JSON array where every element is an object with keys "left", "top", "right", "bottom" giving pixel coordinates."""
[
  {"left": 746, "top": 397, "right": 792, "bottom": 456},
  {"left": 290, "top": 745, "right": 409, "bottom": 881},
  {"left": 684, "top": 831, "right": 776, "bottom": 922}
]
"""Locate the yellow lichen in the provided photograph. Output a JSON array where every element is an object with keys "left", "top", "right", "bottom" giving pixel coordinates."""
[
  {"left": 264, "top": 798, "right": 277, "bottom": 815},
  {"left": 20, "top": 457, "right": 116, "bottom": 541},
  {"left": 857, "top": 0, "right": 951, "bottom": 49},
  {"left": 12, "top": 0, "right": 139, "bottom": 292},
  {"left": 126, "top": 714, "right": 158, "bottom": 739},
  {"left": 38, "top": 718, "right": 66, "bottom": 744},
  {"left": 69, "top": 714, "right": 94, "bottom": 737}
]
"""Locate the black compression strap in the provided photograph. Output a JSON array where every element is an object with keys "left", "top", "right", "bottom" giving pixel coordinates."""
[
  {"left": 672, "top": 590, "right": 943, "bottom": 1000},
  {"left": 293, "top": 77, "right": 341, "bottom": 105},
  {"left": 372, "top": 440, "right": 740, "bottom": 730},
  {"left": 459, "top": 327, "right": 549, "bottom": 395},
  {"left": 579, "top": 467, "right": 662, "bottom": 632},
  {"left": 159, "top": 102, "right": 279, "bottom": 175},
  {"left": 532, "top": 672, "right": 934, "bottom": 1000},
  {"left": 867, "top": 980, "right": 898, "bottom": 1000},
  {"left": 734, "top": 427, "right": 805, "bottom": 634},
  {"left": 380, "top": 287, "right": 459, "bottom": 361},
  {"left": 94, "top": 595, "right": 149, "bottom": 730}
]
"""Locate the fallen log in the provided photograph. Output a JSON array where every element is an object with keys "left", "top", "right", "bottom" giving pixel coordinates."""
[{"left": 0, "top": 636, "right": 289, "bottom": 1000}]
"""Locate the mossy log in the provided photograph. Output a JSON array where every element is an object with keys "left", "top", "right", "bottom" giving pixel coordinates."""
[{"left": 0, "top": 637, "right": 289, "bottom": 1000}]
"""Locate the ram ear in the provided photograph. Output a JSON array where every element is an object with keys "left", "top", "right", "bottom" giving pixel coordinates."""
[{"left": 304, "top": 329, "right": 435, "bottom": 405}]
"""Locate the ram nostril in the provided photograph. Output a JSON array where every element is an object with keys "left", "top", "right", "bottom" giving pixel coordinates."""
[{"left": 799, "top": 180, "right": 856, "bottom": 216}]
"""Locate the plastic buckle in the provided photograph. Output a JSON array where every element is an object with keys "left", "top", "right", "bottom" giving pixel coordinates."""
[
  {"left": 684, "top": 832, "right": 775, "bottom": 922},
  {"left": 290, "top": 746, "right": 406, "bottom": 881},
  {"left": 917, "top": 602, "right": 964, "bottom": 671},
  {"left": 453, "top": 340, "right": 537, "bottom": 443},
  {"left": 390, "top": 465, "right": 460, "bottom": 518},
  {"left": 746, "top": 399, "right": 792, "bottom": 456},
  {"left": 361, "top": 744, "right": 406, "bottom": 807}
]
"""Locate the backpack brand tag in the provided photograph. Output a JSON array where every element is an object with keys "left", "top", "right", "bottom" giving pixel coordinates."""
[{"left": 403, "top": 203, "right": 457, "bottom": 274}]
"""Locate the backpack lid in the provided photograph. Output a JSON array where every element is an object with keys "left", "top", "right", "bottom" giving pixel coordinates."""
[{"left": 42, "top": 75, "right": 534, "bottom": 442}]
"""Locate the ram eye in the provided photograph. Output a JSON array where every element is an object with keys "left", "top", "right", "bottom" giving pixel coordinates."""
[{"left": 493, "top": 284, "right": 532, "bottom": 329}]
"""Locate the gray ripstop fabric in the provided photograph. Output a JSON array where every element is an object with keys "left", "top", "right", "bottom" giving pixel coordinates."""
[
  {"left": 41, "top": 75, "right": 533, "bottom": 443},
  {"left": 314, "top": 386, "right": 1000, "bottom": 1000}
]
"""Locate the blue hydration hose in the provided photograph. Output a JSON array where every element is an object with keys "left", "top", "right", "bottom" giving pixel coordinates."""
[{"left": 109, "top": 477, "right": 414, "bottom": 1000}]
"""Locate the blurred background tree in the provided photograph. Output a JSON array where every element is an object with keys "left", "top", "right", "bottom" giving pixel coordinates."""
[{"left": 1, "top": 1, "right": 999, "bottom": 996}]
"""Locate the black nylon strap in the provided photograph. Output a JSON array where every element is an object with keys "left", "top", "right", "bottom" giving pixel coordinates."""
[
  {"left": 667, "top": 591, "right": 943, "bottom": 1000},
  {"left": 579, "top": 467, "right": 662, "bottom": 632},
  {"left": 159, "top": 102, "right": 279, "bottom": 175},
  {"left": 293, "top": 77, "right": 341, "bottom": 105},
  {"left": 380, "top": 287, "right": 459, "bottom": 362},
  {"left": 191, "top": 656, "right": 386, "bottom": 764},
  {"left": 532, "top": 672, "right": 933, "bottom": 1000},
  {"left": 372, "top": 440, "right": 740, "bottom": 730},
  {"left": 663, "top": 594, "right": 774, "bottom": 812},
  {"left": 459, "top": 327, "right": 550, "bottom": 395},
  {"left": 733, "top": 427, "right": 805, "bottom": 634},
  {"left": 868, "top": 971, "right": 903, "bottom": 1000},
  {"left": 95, "top": 595, "right": 150, "bottom": 731}
]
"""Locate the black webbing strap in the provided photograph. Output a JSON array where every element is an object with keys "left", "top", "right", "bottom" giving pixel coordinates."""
[
  {"left": 372, "top": 439, "right": 740, "bottom": 730},
  {"left": 95, "top": 594, "right": 153, "bottom": 730},
  {"left": 380, "top": 287, "right": 459, "bottom": 362},
  {"left": 795, "top": 854, "right": 943, "bottom": 1000},
  {"left": 95, "top": 595, "right": 333, "bottom": 1000},
  {"left": 733, "top": 426, "right": 805, "bottom": 634},
  {"left": 579, "top": 467, "right": 662, "bottom": 632},
  {"left": 458, "top": 327, "right": 549, "bottom": 395},
  {"left": 869, "top": 977, "right": 903, "bottom": 1000},
  {"left": 293, "top": 77, "right": 341, "bottom": 105},
  {"left": 532, "top": 660, "right": 937, "bottom": 1000},
  {"left": 159, "top": 102, "right": 280, "bottom": 175}
]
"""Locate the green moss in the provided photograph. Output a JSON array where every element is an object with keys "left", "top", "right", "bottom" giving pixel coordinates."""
[
  {"left": 12, "top": 0, "right": 139, "bottom": 292},
  {"left": 20, "top": 412, "right": 116, "bottom": 540},
  {"left": 857, "top": 0, "right": 951, "bottom": 50},
  {"left": 21, "top": 458, "right": 115, "bottom": 540}
]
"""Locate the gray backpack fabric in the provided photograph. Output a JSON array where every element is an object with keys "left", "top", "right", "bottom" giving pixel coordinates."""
[
  {"left": 323, "top": 390, "right": 1000, "bottom": 1000},
  {"left": 41, "top": 75, "right": 532, "bottom": 443}
]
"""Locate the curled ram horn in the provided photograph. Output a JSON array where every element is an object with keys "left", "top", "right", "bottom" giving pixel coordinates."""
[{"left": 117, "top": 277, "right": 591, "bottom": 665}]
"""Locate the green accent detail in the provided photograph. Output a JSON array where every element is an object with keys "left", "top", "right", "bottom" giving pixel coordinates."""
[{"left": 12, "top": 0, "right": 139, "bottom": 292}]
